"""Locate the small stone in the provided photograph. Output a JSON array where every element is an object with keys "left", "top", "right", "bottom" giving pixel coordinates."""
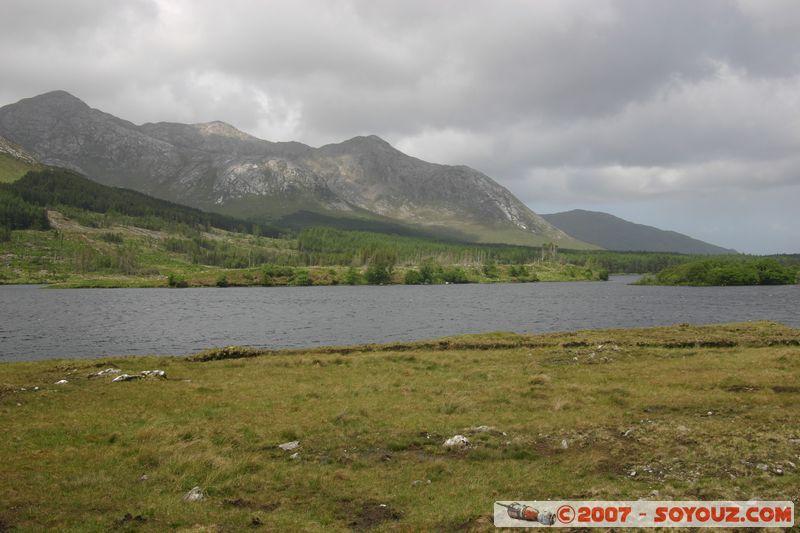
[
  {"left": 289, "top": 452, "right": 300, "bottom": 460},
  {"left": 88, "top": 368, "right": 121, "bottom": 378},
  {"left": 443, "top": 435, "right": 470, "bottom": 448},
  {"left": 774, "top": 468, "right": 784, "bottom": 476},
  {"left": 139, "top": 474, "right": 149, "bottom": 481},
  {"left": 183, "top": 486, "right": 204, "bottom": 502},
  {"left": 140, "top": 370, "right": 166, "bottom": 378},
  {"left": 278, "top": 440, "right": 300, "bottom": 451},
  {"left": 54, "top": 379, "right": 68, "bottom": 385},
  {"left": 707, "top": 411, "right": 713, "bottom": 416},
  {"left": 112, "top": 374, "right": 142, "bottom": 382},
  {"left": 756, "top": 463, "right": 769, "bottom": 472},
  {"left": 561, "top": 439, "right": 569, "bottom": 449},
  {"left": 629, "top": 470, "right": 637, "bottom": 477}
]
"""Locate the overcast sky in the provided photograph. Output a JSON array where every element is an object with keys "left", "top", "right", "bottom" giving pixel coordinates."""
[{"left": 2, "top": 0, "right": 799, "bottom": 253}]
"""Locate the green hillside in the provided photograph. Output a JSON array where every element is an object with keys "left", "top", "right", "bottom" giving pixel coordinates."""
[{"left": 0, "top": 169, "right": 609, "bottom": 287}]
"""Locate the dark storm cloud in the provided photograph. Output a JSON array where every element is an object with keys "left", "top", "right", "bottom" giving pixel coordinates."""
[{"left": 1, "top": 0, "right": 799, "bottom": 252}]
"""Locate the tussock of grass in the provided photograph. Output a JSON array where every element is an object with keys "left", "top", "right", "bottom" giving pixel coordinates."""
[{"left": 2, "top": 321, "right": 800, "bottom": 531}]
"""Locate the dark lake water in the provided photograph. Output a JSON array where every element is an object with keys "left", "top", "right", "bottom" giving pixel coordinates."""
[{"left": 1, "top": 276, "right": 798, "bottom": 361}]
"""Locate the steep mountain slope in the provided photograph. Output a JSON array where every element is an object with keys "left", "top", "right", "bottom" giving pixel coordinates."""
[
  {"left": 0, "top": 136, "right": 40, "bottom": 183},
  {"left": 543, "top": 209, "right": 735, "bottom": 254},
  {"left": 0, "top": 91, "right": 590, "bottom": 248}
]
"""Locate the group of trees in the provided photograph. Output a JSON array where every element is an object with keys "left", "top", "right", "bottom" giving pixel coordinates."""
[
  {"left": 297, "top": 226, "right": 581, "bottom": 267},
  {"left": 640, "top": 257, "right": 798, "bottom": 286},
  {"left": 5, "top": 169, "right": 279, "bottom": 237},
  {"left": 0, "top": 189, "right": 49, "bottom": 238}
]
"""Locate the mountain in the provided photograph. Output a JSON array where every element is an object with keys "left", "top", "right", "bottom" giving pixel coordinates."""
[
  {"left": 542, "top": 209, "right": 736, "bottom": 254},
  {"left": 0, "top": 90, "right": 591, "bottom": 248}
]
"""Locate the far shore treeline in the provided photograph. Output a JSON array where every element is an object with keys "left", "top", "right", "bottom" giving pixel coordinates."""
[{"left": 0, "top": 168, "right": 798, "bottom": 287}]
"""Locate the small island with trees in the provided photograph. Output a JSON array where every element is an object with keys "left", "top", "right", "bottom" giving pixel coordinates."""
[{"left": 636, "top": 257, "right": 798, "bottom": 286}]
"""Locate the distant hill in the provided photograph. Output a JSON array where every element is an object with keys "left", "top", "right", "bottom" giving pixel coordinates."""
[
  {"left": 0, "top": 90, "right": 593, "bottom": 248},
  {"left": 542, "top": 209, "right": 736, "bottom": 254}
]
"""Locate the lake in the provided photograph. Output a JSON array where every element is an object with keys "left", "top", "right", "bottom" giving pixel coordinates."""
[{"left": 1, "top": 276, "right": 798, "bottom": 361}]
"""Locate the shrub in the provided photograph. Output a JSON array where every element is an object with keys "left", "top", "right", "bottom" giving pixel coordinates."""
[
  {"left": 404, "top": 269, "right": 424, "bottom": 285},
  {"left": 99, "top": 232, "right": 124, "bottom": 244},
  {"left": 0, "top": 225, "right": 10, "bottom": 242},
  {"left": 441, "top": 267, "right": 468, "bottom": 283},
  {"left": 343, "top": 266, "right": 363, "bottom": 285},
  {"left": 482, "top": 259, "right": 499, "bottom": 278},
  {"left": 289, "top": 269, "right": 312, "bottom": 286},
  {"left": 215, "top": 274, "right": 229, "bottom": 287},
  {"left": 366, "top": 261, "right": 393, "bottom": 284},
  {"left": 167, "top": 273, "right": 189, "bottom": 288},
  {"left": 263, "top": 263, "right": 295, "bottom": 278}
]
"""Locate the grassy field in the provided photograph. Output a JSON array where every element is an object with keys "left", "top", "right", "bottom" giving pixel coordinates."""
[{"left": 1, "top": 322, "right": 799, "bottom": 531}]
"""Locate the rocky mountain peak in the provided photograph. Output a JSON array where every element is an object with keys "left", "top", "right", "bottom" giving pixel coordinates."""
[
  {"left": 0, "top": 90, "right": 592, "bottom": 248},
  {"left": 14, "top": 90, "right": 90, "bottom": 115},
  {"left": 192, "top": 121, "right": 254, "bottom": 140}
]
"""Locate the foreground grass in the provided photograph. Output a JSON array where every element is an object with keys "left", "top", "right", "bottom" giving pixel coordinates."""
[{"left": 2, "top": 322, "right": 800, "bottom": 531}]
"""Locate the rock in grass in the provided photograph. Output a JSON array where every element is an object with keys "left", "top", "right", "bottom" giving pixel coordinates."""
[
  {"left": 140, "top": 370, "right": 166, "bottom": 378},
  {"left": 278, "top": 440, "right": 300, "bottom": 451},
  {"left": 183, "top": 486, "right": 204, "bottom": 502},
  {"left": 88, "top": 368, "right": 121, "bottom": 379},
  {"left": 112, "top": 374, "right": 142, "bottom": 383},
  {"left": 443, "top": 435, "right": 470, "bottom": 448},
  {"left": 54, "top": 379, "right": 68, "bottom": 385}
]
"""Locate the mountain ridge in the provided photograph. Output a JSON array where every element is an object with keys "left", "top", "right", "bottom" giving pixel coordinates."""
[
  {"left": 0, "top": 91, "right": 590, "bottom": 248},
  {"left": 543, "top": 209, "right": 736, "bottom": 254}
]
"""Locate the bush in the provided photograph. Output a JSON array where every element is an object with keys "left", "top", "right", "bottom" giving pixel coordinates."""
[
  {"left": 0, "top": 225, "right": 10, "bottom": 242},
  {"left": 215, "top": 274, "right": 229, "bottom": 287},
  {"left": 99, "top": 232, "right": 124, "bottom": 244},
  {"left": 167, "top": 273, "right": 189, "bottom": 288},
  {"left": 441, "top": 267, "right": 468, "bottom": 283},
  {"left": 343, "top": 266, "right": 363, "bottom": 285},
  {"left": 509, "top": 264, "right": 529, "bottom": 278},
  {"left": 366, "top": 261, "right": 393, "bottom": 284},
  {"left": 482, "top": 259, "right": 499, "bottom": 278},
  {"left": 263, "top": 263, "right": 295, "bottom": 278},
  {"left": 404, "top": 269, "right": 424, "bottom": 285},
  {"left": 289, "top": 269, "right": 312, "bottom": 286}
]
